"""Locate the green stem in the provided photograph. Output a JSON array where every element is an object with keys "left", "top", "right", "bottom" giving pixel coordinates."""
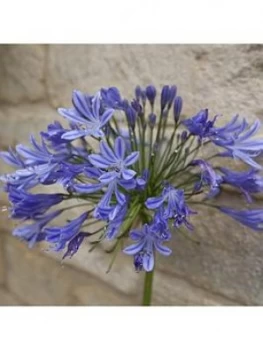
[{"left": 142, "top": 270, "right": 154, "bottom": 306}]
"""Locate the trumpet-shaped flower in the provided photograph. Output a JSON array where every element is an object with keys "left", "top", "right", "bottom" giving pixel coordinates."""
[
  {"left": 59, "top": 91, "right": 114, "bottom": 140},
  {"left": 123, "top": 223, "right": 172, "bottom": 272}
]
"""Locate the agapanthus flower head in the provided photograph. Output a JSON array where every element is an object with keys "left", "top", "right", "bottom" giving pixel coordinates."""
[{"left": 1, "top": 83, "right": 263, "bottom": 277}]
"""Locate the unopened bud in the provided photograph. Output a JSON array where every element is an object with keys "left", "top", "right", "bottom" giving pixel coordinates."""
[{"left": 173, "top": 96, "right": 183, "bottom": 122}]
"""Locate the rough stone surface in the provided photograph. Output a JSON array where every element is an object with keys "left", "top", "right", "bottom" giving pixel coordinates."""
[
  {"left": 45, "top": 241, "right": 144, "bottom": 296},
  {"left": 46, "top": 44, "right": 263, "bottom": 124},
  {"left": 0, "top": 232, "right": 5, "bottom": 285},
  {"left": 157, "top": 202, "right": 263, "bottom": 305},
  {"left": 0, "top": 287, "right": 24, "bottom": 306},
  {"left": 152, "top": 271, "right": 238, "bottom": 306},
  {"left": 0, "top": 45, "right": 46, "bottom": 104},
  {"left": 0, "top": 103, "right": 58, "bottom": 149},
  {"left": 4, "top": 236, "right": 134, "bottom": 305}
]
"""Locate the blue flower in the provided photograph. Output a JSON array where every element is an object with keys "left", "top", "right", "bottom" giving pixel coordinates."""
[
  {"left": 7, "top": 188, "right": 65, "bottom": 219},
  {"left": 212, "top": 118, "right": 263, "bottom": 169},
  {"left": 220, "top": 167, "right": 263, "bottom": 202},
  {"left": 220, "top": 207, "right": 263, "bottom": 231},
  {"left": 3, "top": 135, "right": 71, "bottom": 187},
  {"left": 63, "top": 232, "right": 88, "bottom": 259},
  {"left": 191, "top": 159, "right": 222, "bottom": 198},
  {"left": 123, "top": 223, "right": 172, "bottom": 272},
  {"left": 13, "top": 210, "right": 62, "bottom": 248},
  {"left": 88, "top": 136, "right": 139, "bottom": 181},
  {"left": 183, "top": 109, "right": 217, "bottom": 139},
  {"left": 0, "top": 147, "right": 25, "bottom": 168},
  {"left": 93, "top": 179, "right": 127, "bottom": 218},
  {"left": 100, "top": 87, "right": 123, "bottom": 109},
  {"left": 105, "top": 202, "right": 128, "bottom": 239},
  {"left": 59, "top": 90, "right": 114, "bottom": 140},
  {"left": 41, "top": 121, "right": 71, "bottom": 147},
  {"left": 45, "top": 212, "right": 89, "bottom": 251},
  {"left": 16, "top": 135, "right": 69, "bottom": 166},
  {"left": 0, "top": 165, "right": 53, "bottom": 190},
  {"left": 145, "top": 184, "right": 194, "bottom": 229},
  {"left": 5, "top": 82, "right": 263, "bottom": 278}
]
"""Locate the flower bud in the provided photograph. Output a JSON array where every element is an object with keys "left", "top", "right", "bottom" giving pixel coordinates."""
[
  {"left": 146, "top": 85, "right": 157, "bottom": 106},
  {"left": 125, "top": 105, "right": 137, "bottom": 128},
  {"left": 173, "top": 96, "right": 183, "bottom": 122},
  {"left": 135, "top": 85, "right": 142, "bottom": 101},
  {"left": 141, "top": 90, "right": 146, "bottom": 103},
  {"left": 168, "top": 85, "right": 177, "bottom": 108},
  {"left": 135, "top": 86, "right": 146, "bottom": 105},
  {"left": 148, "top": 113, "right": 157, "bottom": 128},
  {"left": 181, "top": 130, "right": 188, "bottom": 142},
  {"left": 160, "top": 85, "right": 170, "bottom": 110},
  {"left": 131, "top": 99, "right": 142, "bottom": 114}
]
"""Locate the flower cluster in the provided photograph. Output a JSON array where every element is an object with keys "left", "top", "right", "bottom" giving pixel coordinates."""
[{"left": 1, "top": 84, "right": 263, "bottom": 272}]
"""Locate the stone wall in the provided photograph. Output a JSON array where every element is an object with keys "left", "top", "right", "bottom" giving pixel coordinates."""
[{"left": 1, "top": 44, "right": 263, "bottom": 305}]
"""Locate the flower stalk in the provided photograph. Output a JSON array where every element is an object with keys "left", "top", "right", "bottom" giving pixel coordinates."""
[{"left": 142, "top": 270, "right": 154, "bottom": 306}]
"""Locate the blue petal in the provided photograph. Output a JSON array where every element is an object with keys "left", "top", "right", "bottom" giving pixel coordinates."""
[
  {"left": 124, "top": 152, "right": 140, "bottom": 166},
  {"left": 118, "top": 178, "right": 136, "bottom": 190},
  {"left": 114, "top": 137, "right": 126, "bottom": 160},
  {"left": 122, "top": 169, "right": 136, "bottom": 180},
  {"left": 74, "top": 183, "right": 103, "bottom": 193},
  {"left": 61, "top": 130, "right": 87, "bottom": 140},
  {"left": 92, "top": 92, "right": 101, "bottom": 117},
  {"left": 123, "top": 240, "right": 145, "bottom": 255},
  {"left": 100, "top": 109, "right": 114, "bottom": 126},
  {"left": 154, "top": 241, "right": 172, "bottom": 256},
  {"left": 92, "top": 129, "right": 105, "bottom": 138},
  {"left": 238, "top": 120, "right": 261, "bottom": 142},
  {"left": 0, "top": 149, "right": 23, "bottom": 167},
  {"left": 130, "top": 230, "right": 144, "bottom": 240},
  {"left": 115, "top": 187, "right": 126, "bottom": 205},
  {"left": 99, "top": 171, "right": 118, "bottom": 183},
  {"left": 88, "top": 154, "right": 111, "bottom": 168},
  {"left": 58, "top": 108, "right": 86, "bottom": 124},
  {"left": 145, "top": 196, "right": 164, "bottom": 209},
  {"left": 72, "top": 90, "right": 93, "bottom": 119},
  {"left": 99, "top": 140, "right": 116, "bottom": 162},
  {"left": 143, "top": 252, "right": 154, "bottom": 272}
]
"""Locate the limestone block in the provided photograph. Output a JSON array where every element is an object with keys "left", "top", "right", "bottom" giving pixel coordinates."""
[
  {"left": 0, "top": 45, "right": 46, "bottom": 104},
  {"left": 153, "top": 271, "right": 237, "bottom": 306},
  {"left": 5, "top": 236, "right": 134, "bottom": 305},
  {"left": 0, "top": 287, "right": 24, "bottom": 305}
]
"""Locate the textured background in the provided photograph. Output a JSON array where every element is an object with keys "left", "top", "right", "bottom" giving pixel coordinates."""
[{"left": 1, "top": 44, "right": 263, "bottom": 305}]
